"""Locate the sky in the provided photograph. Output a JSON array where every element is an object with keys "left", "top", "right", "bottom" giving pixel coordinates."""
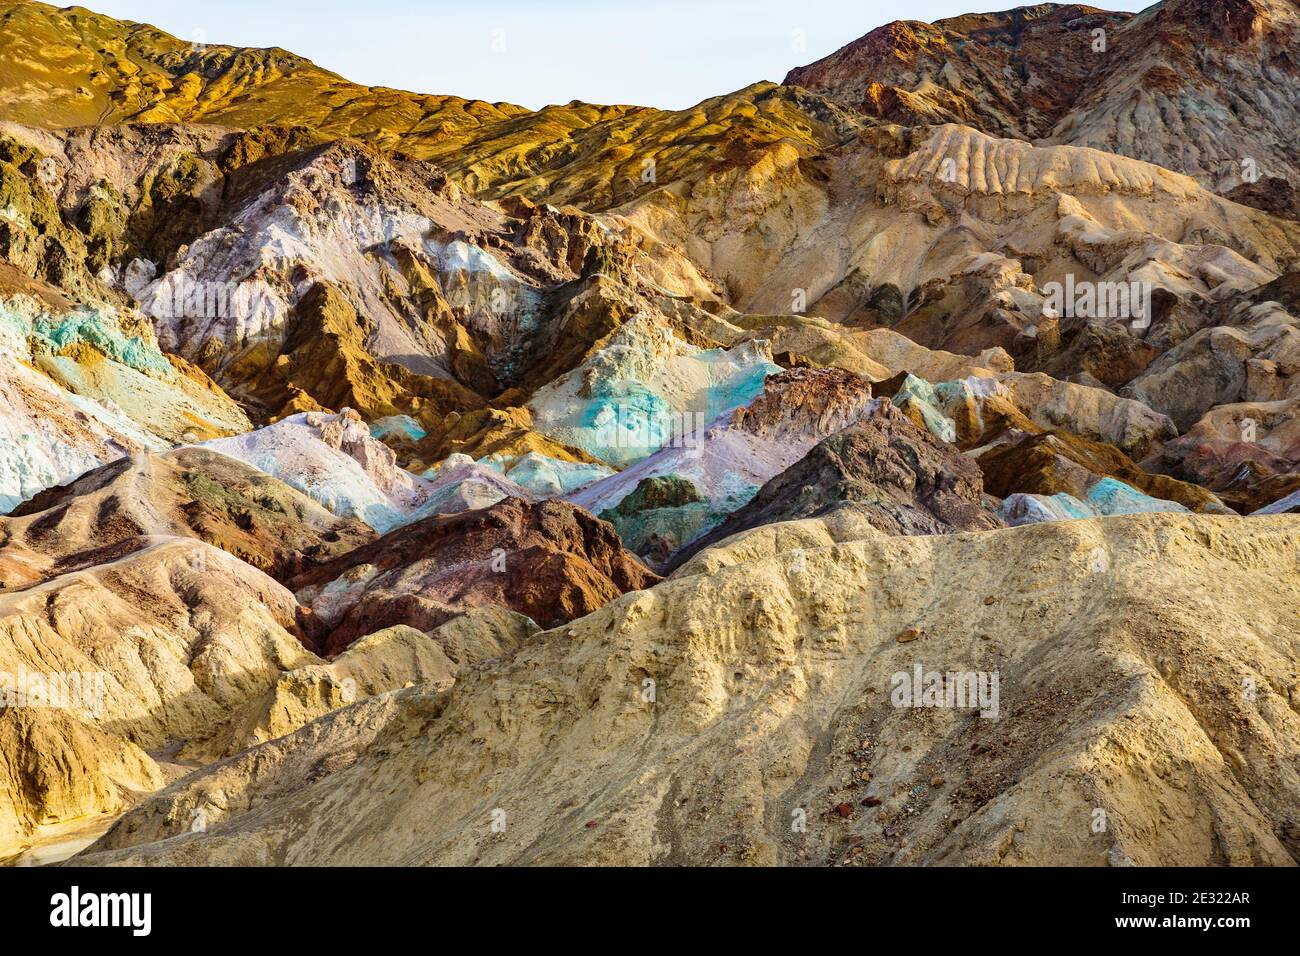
[{"left": 91, "top": 1, "right": 1140, "bottom": 111}]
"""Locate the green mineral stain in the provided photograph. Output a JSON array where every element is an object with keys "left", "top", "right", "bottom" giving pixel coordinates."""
[{"left": 31, "top": 307, "right": 172, "bottom": 376}]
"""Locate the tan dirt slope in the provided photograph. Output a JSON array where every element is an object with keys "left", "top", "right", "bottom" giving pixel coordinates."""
[{"left": 75, "top": 511, "right": 1300, "bottom": 866}]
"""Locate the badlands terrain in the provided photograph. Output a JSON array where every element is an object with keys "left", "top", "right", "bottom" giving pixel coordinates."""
[{"left": 0, "top": 0, "right": 1296, "bottom": 866}]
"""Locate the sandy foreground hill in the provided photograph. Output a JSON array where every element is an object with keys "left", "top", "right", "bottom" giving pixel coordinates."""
[{"left": 69, "top": 512, "right": 1299, "bottom": 866}]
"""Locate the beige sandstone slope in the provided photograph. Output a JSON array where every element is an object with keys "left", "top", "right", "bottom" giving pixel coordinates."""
[
  {"left": 0, "top": 536, "right": 308, "bottom": 855},
  {"left": 0, "top": 538, "right": 314, "bottom": 747},
  {"left": 74, "top": 511, "right": 1300, "bottom": 866},
  {"left": 0, "top": 534, "right": 458, "bottom": 856},
  {"left": 186, "top": 607, "right": 538, "bottom": 762},
  {"left": 624, "top": 121, "right": 1300, "bottom": 365},
  {"left": 0, "top": 707, "right": 165, "bottom": 861}
]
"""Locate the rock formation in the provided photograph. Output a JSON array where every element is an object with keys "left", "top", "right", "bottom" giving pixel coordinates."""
[
  {"left": 290, "top": 497, "right": 660, "bottom": 654},
  {"left": 2, "top": 447, "right": 374, "bottom": 583},
  {"left": 785, "top": 0, "right": 1300, "bottom": 192},
  {"left": 666, "top": 402, "right": 1004, "bottom": 571},
  {"left": 977, "top": 430, "right": 1230, "bottom": 514},
  {"left": 570, "top": 366, "right": 878, "bottom": 563}
]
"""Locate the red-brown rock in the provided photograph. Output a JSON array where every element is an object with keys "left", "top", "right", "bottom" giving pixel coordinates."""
[{"left": 290, "top": 497, "right": 660, "bottom": 654}]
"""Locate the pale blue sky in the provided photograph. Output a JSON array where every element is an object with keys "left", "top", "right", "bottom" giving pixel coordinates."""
[{"left": 92, "top": 1, "right": 1140, "bottom": 110}]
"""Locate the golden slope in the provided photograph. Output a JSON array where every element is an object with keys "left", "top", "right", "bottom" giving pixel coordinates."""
[
  {"left": 0, "top": 2, "right": 526, "bottom": 142},
  {"left": 0, "top": 3, "right": 861, "bottom": 208}
]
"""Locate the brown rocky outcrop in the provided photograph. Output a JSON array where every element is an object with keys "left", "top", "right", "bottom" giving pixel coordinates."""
[
  {"left": 786, "top": 0, "right": 1300, "bottom": 191},
  {"left": 4, "top": 447, "right": 374, "bottom": 583},
  {"left": 291, "top": 498, "right": 660, "bottom": 654},
  {"left": 977, "top": 430, "right": 1232, "bottom": 513},
  {"left": 729, "top": 366, "right": 875, "bottom": 442},
  {"left": 1225, "top": 177, "right": 1300, "bottom": 222},
  {"left": 786, "top": 7, "right": 1124, "bottom": 141},
  {"left": 666, "top": 402, "right": 1003, "bottom": 570}
]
